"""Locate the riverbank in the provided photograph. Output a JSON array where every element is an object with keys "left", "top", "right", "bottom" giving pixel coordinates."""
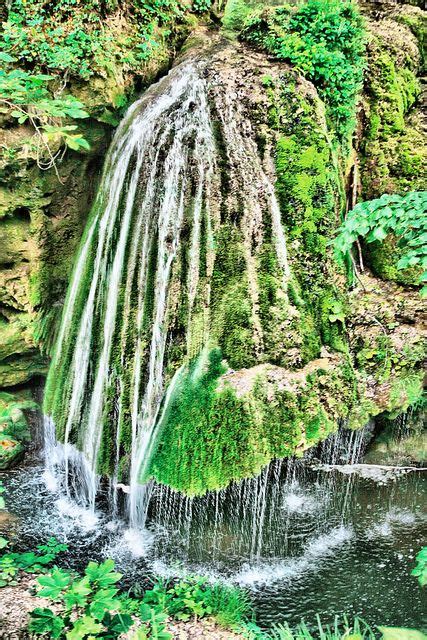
[{"left": 0, "top": 576, "right": 244, "bottom": 640}]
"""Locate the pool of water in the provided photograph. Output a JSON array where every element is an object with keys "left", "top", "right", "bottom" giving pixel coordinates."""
[{"left": 1, "top": 457, "right": 426, "bottom": 630}]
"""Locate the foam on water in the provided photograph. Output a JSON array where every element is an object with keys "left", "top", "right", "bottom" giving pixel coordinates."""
[
  {"left": 282, "top": 487, "right": 319, "bottom": 514},
  {"left": 366, "top": 507, "right": 421, "bottom": 540},
  {"left": 55, "top": 497, "right": 99, "bottom": 531},
  {"left": 233, "top": 526, "right": 353, "bottom": 587}
]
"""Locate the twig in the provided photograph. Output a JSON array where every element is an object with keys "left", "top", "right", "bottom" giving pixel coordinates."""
[{"left": 0, "top": 99, "right": 64, "bottom": 182}]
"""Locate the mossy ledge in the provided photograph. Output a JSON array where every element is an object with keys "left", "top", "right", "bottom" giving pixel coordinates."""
[{"left": 149, "top": 339, "right": 424, "bottom": 497}]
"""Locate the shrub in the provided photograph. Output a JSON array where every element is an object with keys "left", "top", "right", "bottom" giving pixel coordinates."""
[
  {"left": 333, "top": 191, "right": 427, "bottom": 294},
  {"left": 241, "top": 0, "right": 366, "bottom": 144}
]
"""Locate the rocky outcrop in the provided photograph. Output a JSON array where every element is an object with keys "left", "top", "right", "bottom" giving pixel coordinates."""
[
  {"left": 0, "top": 3, "right": 425, "bottom": 492},
  {"left": 364, "top": 405, "right": 426, "bottom": 466},
  {"left": 359, "top": 6, "right": 426, "bottom": 200},
  {"left": 0, "top": 31, "right": 196, "bottom": 387},
  {"left": 0, "top": 118, "right": 110, "bottom": 386}
]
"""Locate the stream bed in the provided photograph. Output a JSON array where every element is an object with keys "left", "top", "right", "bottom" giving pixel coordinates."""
[{"left": 2, "top": 456, "right": 426, "bottom": 631}]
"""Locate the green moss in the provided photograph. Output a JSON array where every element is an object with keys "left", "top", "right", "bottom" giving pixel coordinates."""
[
  {"left": 319, "top": 290, "right": 347, "bottom": 353},
  {"left": 240, "top": 0, "right": 365, "bottom": 144},
  {"left": 361, "top": 25, "right": 425, "bottom": 199},
  {"left": 387, "top": 373, "right": 425, "bottom": 418},
  {"left": 365, "top": 234, "right": 423, "bottom": 287},
  {"left": 211, "top": 225, "right": 257, "bottom": 370},
  {"left": 149, "top": 350, "right": 359, "bottom": 496},
  {"left": 267, "top": 77, "right": 347, "bottom": 355},
  {"left": 0, "top": 435, "right": 24, "bottom": 470}
]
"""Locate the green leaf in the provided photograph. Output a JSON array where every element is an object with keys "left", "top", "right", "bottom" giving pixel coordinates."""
[
  {"left": 28, "top": 608, "right": 65, "bottom": 638},
  {"left": 63, "top": 577, "right": 92, "bottom": 609},
  {"left": 366, "top": 226, "right": 387, "bottom": 243},
  {"left": 104, "top": 612, "right": 134, "bottom": 636},
  {"left": 0, "top": 52, "right": 16, "bottom": 63},
  {"left": 38, "top": 567, "right": 72, "bottom": 599},
  {"left": 88, "top": 587, "right": 120, "bottom": 620},
  {"left": 64, "top": 107, "right": 90, "bottom": 119},
  {"left": 139, "top": 603, "right": 154, "bottom": 622},
  {"left": 75, "top": 137, "right": 91, "bottom": 150},
  {"left": 85, "top": 559, "right": 122, "bottom": 588},
  {"left": 0, "top": 537, "right": 8, "bottom": 550},
  {"left": 66, "top": 615, "right": 103, "bottom": 640},
  {"left": 65, "top": 137, "right": 83, "bottom": 151}
]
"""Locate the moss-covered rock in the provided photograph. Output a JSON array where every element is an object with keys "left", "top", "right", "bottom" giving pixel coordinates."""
[
  {"left": 365, "top": 233, "right": 423, "bottom": 286},
  {"left": 360, "top": 14, "right": 426, "bottom": 199},
  {"left": 0, "top": 151, "right": 105, "bottom": 385},
  {"left": 149, "top": 350, "right": 356, "bottom": 495},
  {"left": 346, "top": 272, "right": 425, "bottom": 428},
  {"left": 364, "top": 405, "right": 426, "bottom": 466}
]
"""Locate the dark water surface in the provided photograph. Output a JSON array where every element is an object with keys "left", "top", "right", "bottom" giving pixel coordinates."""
[{"left": 2, "top": 459, "right": 426, "bottom": 630}]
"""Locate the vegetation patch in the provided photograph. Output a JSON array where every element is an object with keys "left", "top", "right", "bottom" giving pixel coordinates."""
[
  {"left": 360, "top": 17, "right": 425, "bottom": 199},
  {"left": 149, "top": 350, "right": 359, "bottom": 496},
  {"left": 263, "top": 73, "right": 348, "bottom": 357},
  {"left": 240, "top": 0, "right": 366, "bottom": 144},
  {"left": 0, "top": 390, "right": 37, "bottom": 469},
  {"left": 334, "top": 191, "right": 427, "bottom": 294}
]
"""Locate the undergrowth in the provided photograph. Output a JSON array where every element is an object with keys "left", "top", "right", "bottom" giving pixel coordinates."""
[
  {"left": 1, "top": 0, "right": 187, "bottom": 81},
  {"left": 241, "top": 0, "right": 366, "bottom": 145}
]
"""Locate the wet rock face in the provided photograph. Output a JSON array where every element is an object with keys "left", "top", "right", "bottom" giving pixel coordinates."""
[
  {"left": 359, "top": 5, "right": 426, "bottom": 200},
  {"left": 0, "top": 125, "right": 110, "bottom": 387},
  {"left": 364, "top": 407, "right": 427, "bottom": 467}
]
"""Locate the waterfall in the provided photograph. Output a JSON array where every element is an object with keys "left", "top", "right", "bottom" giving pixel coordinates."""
[
  {"left": 42, "top": 53, "right": 292, "bottom": 525},
  {"left": 147, "top": 425, "right": 372, "bottom": 568}
]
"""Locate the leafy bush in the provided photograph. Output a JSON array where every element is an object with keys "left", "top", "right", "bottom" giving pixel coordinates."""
[
  {"left": 333, "top": 191, "right": 427, "bottom": 294},
  {"left": 28, "top": 559, "right": 141, "bottom": 639},
  {"left": 0, "top": 537, "right": 68, "bottom": 587},
  {"left": 241, "top": 0, "right": 365, "bottom": 143},
  {"left": 26, "top": 562, "right": 251, "bottom": 638},
  {"left": 1, "top": 0, "right": 186, "bottom": 81},
  {"left": 0, "top": 52, "right": 90, "bottom": 176},
  {"left": 193, "top": 0, "right": 212, "bottom": 13},
  {"left": 143, "top": 577, "right": 251, "bottom": 626}
]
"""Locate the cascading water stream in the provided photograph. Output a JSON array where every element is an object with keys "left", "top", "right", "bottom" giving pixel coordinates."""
[
  {"left": 42, "top": 53, "right": 292, "bottom": 529},
  {"left": 44, "top": 62, "right": 218, "bottom": 514}
]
